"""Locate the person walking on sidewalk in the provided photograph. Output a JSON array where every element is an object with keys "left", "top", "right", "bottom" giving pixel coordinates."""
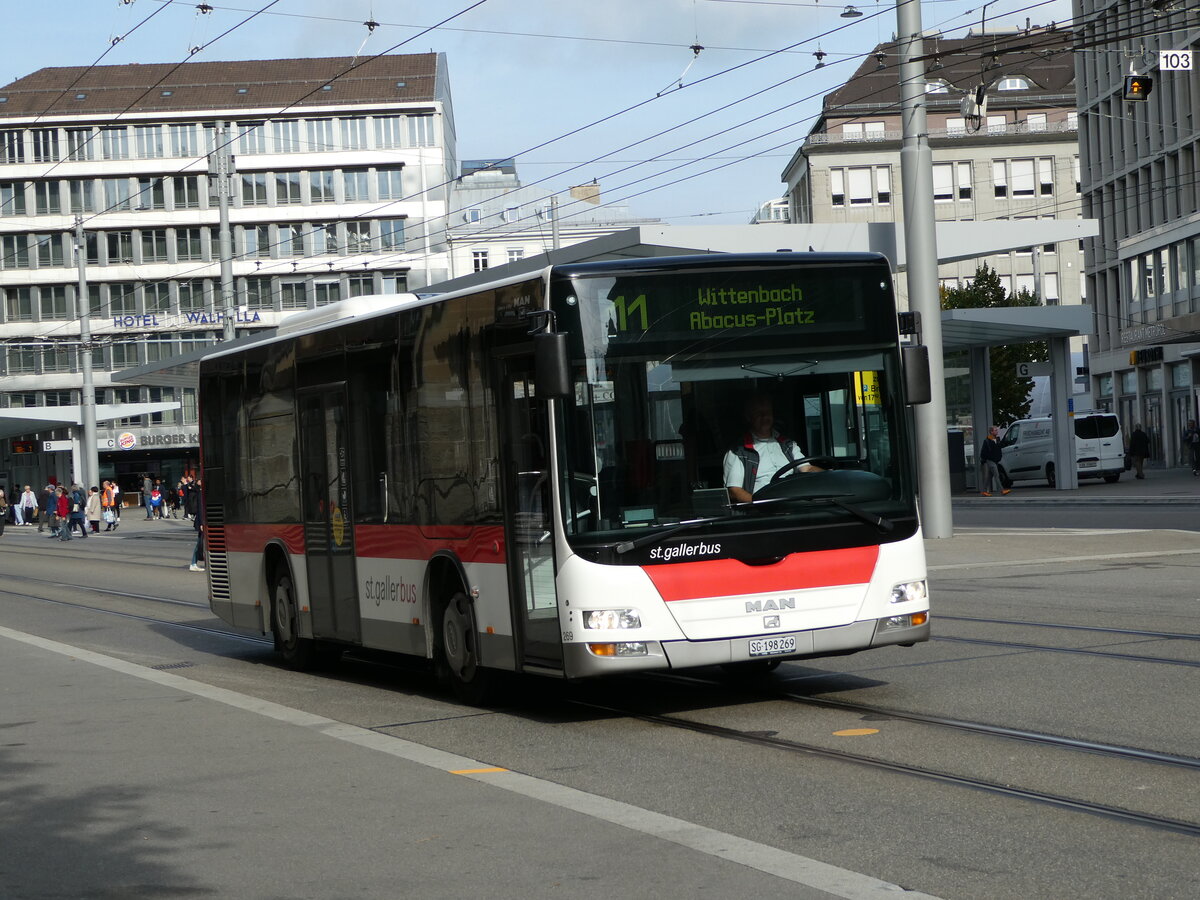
[
  {"left": 1184, "top": 420, "right": 1200, "bottom": 475},
  {"left": 38, "top": 484, "right": 55, "bottom": 534},
  {"left": 16, "top": 485, "right": 36, "bottom": 526},
  {"left": 979, "top": 426, "right": 1010, "bottom": 496},
  {"left": 55, "top": 487, "right": 72, "bottom": 541},
  {"left": 189, "top": 493, "right": 205, "bottom": 572},
  {"left": 1128, "top": 424, "right": 1151, "bottom": 480},
  {"left": 86, "top": 486, "right": 102, "bottom": 534},
  {"left": 142, "top": 474, "right": 154, "bottom": 519}
]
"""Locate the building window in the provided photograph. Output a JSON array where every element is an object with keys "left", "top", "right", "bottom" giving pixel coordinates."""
[
  {"left": 68, "top": 179, "right": 94, "bottom": 213},
  {"left": 830, "top": 169, "right": 844, "bottom": 207},
  {"left": 104, "top": 178, "right": 132, "bottom": 211},
  {"left": 173, "top": 175, "right": 202, "bottom": 209},
  {"left": 306, "top": 119, "right": 335, "bottom": 151},
  {"left": 1026, "top": 113, "right": 1047, "bottom": 132},
  {"left": 4, "top": 287, "right": 32, "bottom": 321},
  {"left": 238, "top": 122, "right": 267, "bottom": 154},
  {"left": 135, "top": 125, "right": 164, "bottom": 158},
  {"left": 1037, "top": 158, "right": 1054, "bottom": 196},
  {"left": 275, "top": 171, "right": 302, "bottom": 205},
  {"left": 310, "top": 222, "right": 333, "bottom": 255},
  {"left": 169, "top": 124, "right": 197, "bottom": 157},
  {"left": 996, "top": 76, "right": 1033, "bottom": 90},
  {"left": 44, "top": 390, "right": 74, "bottom": 406},
  {"left": 465, "top": 208, "right": 482, "bottom": 224},
  {"left": 310, "top": 170, "right": 335, "bottom": 203},
  {"left": 343, "top": 168, "right": 369, "bottom": 202},
  {"left": 176, "top": 227, "right": 204, "bottom": 261},
  {"left": 100, "top": 126, "right": 129, "bottom": 160},
  {"left": 377, "top": 167, "right": 404, "bottom": 200},
  {"left": 1, "top": 181, "right": 26, "bottom": 215},
  {"left": 0, "top": 130, "right": 24, "bottom": 164},
  {"left": 345, "top": 221, "right": 371, "bottom": 253},
  {"left": 314, "top": 280, "right": 340, "bottom": 306},
  {"left": 992, "top": 161, "right": 1007, "bottom": 198},
  {"left": 986, "top": 115, "right": 1006, "bottom": 134},
  {"left": 243, "top": 276, "right": 272, "bottom": 309},
  {"left": 375, "top": 116, "right": 404, "bottom": 148},
  {"left": 178, "top": 280, "right": 206, "bottom": 312},
  {"left": 66, "top": 128, "right": 93, "bottom": 161},
  {"left": 341, "top": 118, "right": 368, "bottom": 150},
  {"left": 109, "top": 283, "right": 136, "bottom": 315},
  {"left": 379, "top": 270, "right": 408, "bottom": 293},
  {"left": 42, "top": 346, "right": 71, "bottom": 372},
  {"left": 272, "top": 120, "right": 301, "bottom": 153},
  {"left": 111, "top": 344, "right": 139, "bottom": 370},
  {"left": 137, "top": 177, "right": 166, "bottom": 210},
  {"left": 407, "top": 114, "right": 435, "bottom": 147},
  {"left": 181, "top": 387, "right": 198, "bottom": 424},
  {"left": 2, "top": 234, "right": 30, "bottom": 268},
  {"left": 1010, "top": 159, "right": 1036, "bottom": 197},
  {"left": 508, "top": 248, "right": 525, "bottom": 264},
  {"left": 945, "top": 117, "right": 966, "bottom": 135},
  {"left": 39, "top": 285, "right": 68, "bottom": 319},
  {"left": 472, "top": 250, "right": 489, "bottom": 272},
  {"left": 347, "top": 274, "right": 373, "bottom": 297},
  {"left": 145, "top": 283, "right": 171, "bottom": 313},
  {"left": 278, "top": 224, "right": 304, "bottom": 257},
  {"left": 31, "top": 128, "right": 59, "bottom": 163},
  {"left": 280, "top": 280, "right": 307, "bottom": 309},
  {"left": 141, "top": 229, "right": 169, "bottom": 263},
  {"left": 36, "top": 234, "right": 64, "bottom": 268},
  {"left": 379, "top": 219, "right": 405, "bottom": 250},
  {"left": 7, "top": 348, "right": 35, "bottom": 374},
  {"left": 106, "top": 232, "right": 134, "bottom": 264},
  {"left": 241, "top": 173, "right": 268, "bottom": 206},
  {"left": 34, "top": 181, "right": 61, "bottom": 215},
  {"left": 245, "top": 225, "right": 271, "bottom": 259}
]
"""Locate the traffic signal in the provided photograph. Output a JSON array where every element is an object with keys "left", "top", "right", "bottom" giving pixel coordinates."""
[{"left": 1123, "top": 74, "right": 1154, "bottom": 101}]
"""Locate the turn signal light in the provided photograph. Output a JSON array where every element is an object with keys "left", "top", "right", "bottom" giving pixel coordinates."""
[{"left": 911, "top": 611, "right": 928, "bottom": 626}]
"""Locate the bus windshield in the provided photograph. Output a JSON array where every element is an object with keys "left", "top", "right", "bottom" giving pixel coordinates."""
[{"left": 550, "top": 260, "right": 919, "bottom": 561}]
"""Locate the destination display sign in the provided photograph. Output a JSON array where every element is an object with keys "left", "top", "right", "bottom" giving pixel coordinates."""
[{"left": 576, "top": 265, "right": 895, "bottom": 347}]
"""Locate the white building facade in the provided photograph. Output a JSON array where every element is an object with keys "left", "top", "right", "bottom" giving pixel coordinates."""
[{"left": 0, "top": 53, "right": 455, "bottom": 490}]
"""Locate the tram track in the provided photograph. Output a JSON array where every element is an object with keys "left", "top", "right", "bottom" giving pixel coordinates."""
[
  {"left": 934, "top": 614, "right": 1200, "bottom": 641},
  {"left": 933, "top": 634, "right": 1200, "bottom": 667},
  {"left": 7, "top": 576, "right": 1200, "bottom": 839}
]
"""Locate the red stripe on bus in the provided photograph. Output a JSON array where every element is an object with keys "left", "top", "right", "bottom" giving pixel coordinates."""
[
  {"left": 223, "top": 523, "right": 306, "bottom": 556},
  {"left": 642, "top": 545, "right": 879, "bottom": 602},
  {"left": 220, "top": 523, "right": 506, "bottom": 563}
]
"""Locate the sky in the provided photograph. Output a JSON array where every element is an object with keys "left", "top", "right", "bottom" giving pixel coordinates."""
[{"left": 4, "top": 0, "right": 1073, "bottom": 226}]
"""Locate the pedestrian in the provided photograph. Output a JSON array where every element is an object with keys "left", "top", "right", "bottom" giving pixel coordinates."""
[
  {"left": 1183, "top": 420, "right": 1200, "bottom": 475},
  {"left": 979, "top": 426, "right": 1010, "bottom": 496},
  {"left": 39, "top": 484, "right": 55, "bottom": 534},
  {"left": 111, "top": 480, "right": 121, "bottom": 526},
  {"left": 184, "top": 475, "right": 199, "bottom": 520},
  {"left": 68, "top": 484, "right": 88, "bottom": 538},
  {"left": 101, "top": 481, "right": 117, "bottom": 531},
  {"left": 55, "top": 486, "right": 71, "bottom": 541},
  {"left": 1127, "top": 424, "right": 1151, "bottom": 480},
  {"left": 143, "top": 474, "right": 154, "bottom": 519},
  {"left": 17, "top": 484, "right": 36, "bottom": 526},
  {"left": 150, "top": 481, "right": 165, "bottom": 520},
  {"left": 189, "top": 492, "right": 205, "bottom": 572},
  {"left": 86, "top": 486, "right": 102, "bottom": 534},
  {"left": 0, "top": 488, "right": 8, "bottom": 538}
]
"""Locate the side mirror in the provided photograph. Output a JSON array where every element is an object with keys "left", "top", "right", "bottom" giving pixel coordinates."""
[
  {"left": 902, "top": 344, "right": 931, "bottom": 405},
  {"left": 534, "top": 332, "right": 571, "bottom": 399}
]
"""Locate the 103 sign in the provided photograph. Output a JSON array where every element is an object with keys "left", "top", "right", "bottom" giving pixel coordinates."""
[{"left": 1159, "top": 51, "right": 1193, "bottom": 71}]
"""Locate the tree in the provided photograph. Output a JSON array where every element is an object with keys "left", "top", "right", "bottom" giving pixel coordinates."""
[{"left": 941, "top": 265, "right": 1048, "bottom": 426}]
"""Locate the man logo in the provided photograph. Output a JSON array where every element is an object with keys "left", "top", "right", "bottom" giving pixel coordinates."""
[{"left": 745, "top": 597, "right": 796, "bottom": 613}]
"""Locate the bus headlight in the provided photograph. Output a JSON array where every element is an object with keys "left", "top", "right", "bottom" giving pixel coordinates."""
[
  {"left": 587, "top": 642, "right": 648, "bottom": 657},
  {"left": 583, "top": 608, "right": 642, "bottom": 630},
  {"left": 890, "top": 580, "right": 927, "bottom": 604}
]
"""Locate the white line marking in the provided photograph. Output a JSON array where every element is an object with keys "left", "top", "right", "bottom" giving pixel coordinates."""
[
  {"left": 0, "top": 624, "right": 940, "bottom": 900},
  {"left": 930, "top": 547, "right": 1200, "bottom": 571}
]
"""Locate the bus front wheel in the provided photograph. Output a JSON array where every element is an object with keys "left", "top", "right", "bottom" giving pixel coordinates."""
[
  {"left": 439, "top": 592, "right": 496, "bottom": 705},
  {"left": 272, "top": 571, "right": 316, "bottom": 670}
]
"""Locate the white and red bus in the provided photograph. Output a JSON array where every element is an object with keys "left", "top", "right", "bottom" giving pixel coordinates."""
[{"left": 199, "top": 253, "right": 931, "bottom": 700}]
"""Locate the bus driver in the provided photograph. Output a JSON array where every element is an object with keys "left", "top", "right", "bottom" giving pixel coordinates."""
[{"left": 723, "top": 393, "right": 821, "bottom": 503}]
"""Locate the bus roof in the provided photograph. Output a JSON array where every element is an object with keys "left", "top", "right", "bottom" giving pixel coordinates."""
[{"left": 549, "top": 251, "right": 891, "bottom": 279}]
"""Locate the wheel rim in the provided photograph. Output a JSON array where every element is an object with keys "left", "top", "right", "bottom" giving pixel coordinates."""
[
  {"left": 442, "top": 595, "right": 476, "bottom": 680},
  {"left": 274, "top": 577, "right": 297, "bottom": 647}
]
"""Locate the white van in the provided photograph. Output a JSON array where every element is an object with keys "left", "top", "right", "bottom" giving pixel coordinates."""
[{"left": 999, "top": 412, "right": 1125, "bottom": 487}]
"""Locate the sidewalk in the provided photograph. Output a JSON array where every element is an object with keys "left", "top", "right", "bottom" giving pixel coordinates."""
[{"left": 954, "top": 464, "right": 1200, "bottom": 505}]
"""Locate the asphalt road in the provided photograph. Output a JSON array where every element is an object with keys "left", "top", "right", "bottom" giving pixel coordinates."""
[{"left": 0, "top": 515, "right": 1197, "bottom": 899}]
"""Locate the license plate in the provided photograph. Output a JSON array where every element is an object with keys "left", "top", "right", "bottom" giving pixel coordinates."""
[
  {"left": 1078, "top": 460, "right": 1097, "bottom": 468},
  {"left": 748, "top": 636, "right": 796, "bottom": 657}
]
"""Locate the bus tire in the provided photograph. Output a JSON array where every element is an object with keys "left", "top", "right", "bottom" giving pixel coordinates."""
[
  {"left": 271, "top": 570, "right": 316, "bottom": 670},
  {"left": 439, "top": 591, "right": 497, "bottom": 705}
]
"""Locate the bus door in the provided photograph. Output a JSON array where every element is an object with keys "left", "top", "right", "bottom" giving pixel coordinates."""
[
  {"left": 497, "top": 355, "right": 563, "bottom": 670},
  {"left": 298, "top": 384, "right": 361, "bottom": 644}
]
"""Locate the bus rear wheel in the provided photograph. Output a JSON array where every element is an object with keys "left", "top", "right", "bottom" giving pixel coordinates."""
[
  {"left": 272, "top": 571, "right": 316, "bottom": 670},
  {"left": 440, "top": 591, "right": 496, "bottom": 705}
]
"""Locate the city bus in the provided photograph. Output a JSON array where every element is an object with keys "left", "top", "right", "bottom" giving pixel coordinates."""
[{"left": 198, "top": 252, "right": 931, "bottom": 701}]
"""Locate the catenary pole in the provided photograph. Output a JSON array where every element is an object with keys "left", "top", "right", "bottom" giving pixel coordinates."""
[
  {"left": 212, "top": 122, "right": 237, "bottom": 341},
  {"left": 896, "top": 0, "right": 952, "bottom": 537},
  {"left": 74, "top": 216, "right": 99, "bottom": 489}
]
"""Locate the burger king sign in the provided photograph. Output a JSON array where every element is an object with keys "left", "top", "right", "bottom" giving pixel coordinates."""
[{"left": 117, "top": 432, "right": 137, "bottom": 451}]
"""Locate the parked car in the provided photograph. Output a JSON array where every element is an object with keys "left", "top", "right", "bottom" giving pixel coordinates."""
[{"left": 999, "top": 412, "right": 1125, "bottom": 487}]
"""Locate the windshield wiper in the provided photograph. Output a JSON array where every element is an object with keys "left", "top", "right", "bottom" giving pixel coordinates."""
[
  {"left": 610, "top": 514, "right": 741, "bottom": 555},
  {"left": 737, "top": 494, "right": 895, "bottom": 533}
]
